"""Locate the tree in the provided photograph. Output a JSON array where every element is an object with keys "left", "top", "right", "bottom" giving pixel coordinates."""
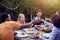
[{"left": 0, "top": 0, "right": 60, "bottom": 22}]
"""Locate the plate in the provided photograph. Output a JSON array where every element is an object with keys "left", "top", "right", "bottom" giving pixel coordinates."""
[
  {"left": 26, "top": 31, "right": 35, "bottom": 34},
  {"left": 40, "top": 33, "right": 50, "bottom": 39},
  {"left": 14, "top": 30, "right": 24, "bottom": 33},
  {"left": 23, "top": 28, "right": 35, "bottom": 31},
  {"left": 16, "top": 34, "right": 29, "bottom": 38}
]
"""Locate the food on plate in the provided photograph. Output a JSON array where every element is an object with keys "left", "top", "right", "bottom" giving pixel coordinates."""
[
  {"left": 35, "top": 31, "right": 40, "bottom": 35},
  {"left": 44, "top": 27, "right": 52, "bottom": 33},
  {"left": 16, "top": 33, "right": 29, "bottom": 38},
  {"left": 35, "top": 25, "right": 45, "bottom": 31},
  {"left": 30, "top": 32, "right": 39, "bottom": 39}
]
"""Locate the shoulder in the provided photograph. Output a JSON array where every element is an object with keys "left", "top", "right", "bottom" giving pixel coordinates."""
[
  {"left": 8, "top": 21, "right": 21, "bottom": 25},
  {"left": 8, "top": 21, "right": 17, "bottom": 23},
  {"left": 4, "top": 21, "right": 17, "bottom": 25}
]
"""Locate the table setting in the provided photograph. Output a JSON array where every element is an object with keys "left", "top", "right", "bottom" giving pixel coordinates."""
[{"left": 14, "top": 25, "right": 52, "bottom": 40}]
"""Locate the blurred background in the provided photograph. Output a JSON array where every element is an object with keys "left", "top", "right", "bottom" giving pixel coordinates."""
[{"left": 0, "top": 0, "right": 60, "bottom": 22}]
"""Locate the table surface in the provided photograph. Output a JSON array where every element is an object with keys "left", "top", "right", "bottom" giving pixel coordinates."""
[
  {"left": 14, "top": 28, "right": 51, "bottom": 40},
  {"left": 15, "top": 36, "right": 39, "bottom": 40}
]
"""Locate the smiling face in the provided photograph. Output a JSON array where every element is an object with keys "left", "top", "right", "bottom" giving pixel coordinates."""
[
  {"left": 18, "top": 14, "right": 25, "bottom": 22},
  {"left": 20, "top": 15, "right": 25, "bottom": 21},
  {"left": 37, "top": 12, "right": 42, "bottom": 17}
]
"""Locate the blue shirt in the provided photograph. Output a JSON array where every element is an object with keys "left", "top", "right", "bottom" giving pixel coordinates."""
[
  {"left": 40, "top": 21, "right": 60, "bottom": 40},
  {"left": 44, "top": 21, "right": 55, "bottom": 29},
  {"left": 48, "top": 27, "right": 60, "bottom": 40}
]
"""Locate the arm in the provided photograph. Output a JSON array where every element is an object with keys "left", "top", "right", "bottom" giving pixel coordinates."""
[
  {"left": 44, "top": 21, "right": 54, "bottom": 28},
  {"left": 48, "top": 29, "right": 57, "bottom": 40},
  {"left": 20, "top": 20, "right": 37, "bottom": 29},
  {"left": 11, "top": 19, "right": 38, "bottom": 30}
]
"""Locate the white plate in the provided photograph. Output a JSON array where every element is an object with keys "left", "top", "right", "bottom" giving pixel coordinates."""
[
  {"left": 26, "top": 31, "right": 35, "bottom": 34},
  {"left": 40, "top": 33, "right": 51, "bottom": 39},
  {"left": 16, "top": 34, "right": 29, "bottom": 38},
  {"left": 14, "top": 30, "right": 24, "bottom": 33}
]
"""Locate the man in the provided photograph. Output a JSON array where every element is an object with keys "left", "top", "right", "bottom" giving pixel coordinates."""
[
  {"left": 36, "top": 11, "right": 42, "bottom": 18},
  {"left": 48, "top": 14, "right": 60, "bottom": 40},
  {"left": 0, "top": 13, "right": 37, "bottom": 40},
  {"left": 33, "top": 10, "right": 54, "bottom": 29},
  {"left": 32, "top": 11, "right": 42, "bottom": 25},
  {"left": 40, "top": 14, "right": 60, "bottom": 40}
]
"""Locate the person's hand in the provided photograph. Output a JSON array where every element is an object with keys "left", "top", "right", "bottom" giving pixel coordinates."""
[
  {"left": 35, "top": 17, "right": 39, "bottom": 21},
  {"left": 41, "top": 19, "right": 44, "bottom": 22},
  {"left": 34, "top": 25, "right": 40, "bottom": 28},
  {"left": 34, "top": 25, "right": 40, "bottom": 30},
  {"left": 31, "top": 20, "right": 38, "bottom": 24}
]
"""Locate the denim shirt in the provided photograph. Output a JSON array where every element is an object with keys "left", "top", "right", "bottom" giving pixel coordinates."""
[
  {"left": 44, "top": 21, "right": 55, "bottom": 29},
  {"left": 40, "top": 21, "right": 60, "bottom": 40},
  {"left": 48, "top": 27, "right": 60, "bottom": 40}
]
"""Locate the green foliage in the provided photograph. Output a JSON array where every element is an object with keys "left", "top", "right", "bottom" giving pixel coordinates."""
[
  {"left": 0, "top": 0, "right": 60, "bottom": 21},
  {"left": 0, "top": 0, "right": 20, "bottom": 10}
]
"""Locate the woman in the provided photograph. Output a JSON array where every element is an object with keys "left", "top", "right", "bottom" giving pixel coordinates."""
[
  {"left": 0, "top": 13, "right": 38, "bottom": 40},
  {"left": 17, "top": 13, "right": 25, "bottom": 24},
  {"left": 14, "top": 13, "right": 25, "bottom": 37}
]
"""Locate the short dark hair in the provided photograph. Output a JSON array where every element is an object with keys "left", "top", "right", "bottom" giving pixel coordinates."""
[
  {"left": 51, "top": 14, "right": 60, "bottom": 28},
  {"left": 40, "top": 21, "right": 44, "bottom": 25},
  {"left": 0, "top": 13, "right": 9, "bottom": 23}
]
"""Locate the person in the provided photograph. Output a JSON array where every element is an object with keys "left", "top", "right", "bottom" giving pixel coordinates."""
[
  {"left": 33, "top": 10, "right": 54, "bottom": 28},
  {"left": 44, "top": 17, "right": 54, "bottom": 28},
  {"left": 14, "top": 13, "right": 25, "bottom": 39},
  {"left": 39, "top": 14, "right": 60, "bottom": 40},
  {"left": 48, "top": 14, "right": 60, "bottom": 40},
  {"left": 44, "top": 12, "right": 60, "bottom": 29},
  {"left": 32, "top": 10, "right": 43, "bottom": 26},
  {"left": 17, "top": 13, "right": 25, "bottom": 24},
  {"left": 45, "top": 17, "right": 51, "bottom": 23},
  {"left": 33, "top": 10, "right": 42, "bottom": 20},
  {"left": 0, "top": 13, "right": 37, "bottom": 40}
]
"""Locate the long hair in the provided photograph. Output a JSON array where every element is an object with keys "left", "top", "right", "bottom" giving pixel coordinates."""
[{"left": 17, "top": 13, "right": 25, "bottom": 24}]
